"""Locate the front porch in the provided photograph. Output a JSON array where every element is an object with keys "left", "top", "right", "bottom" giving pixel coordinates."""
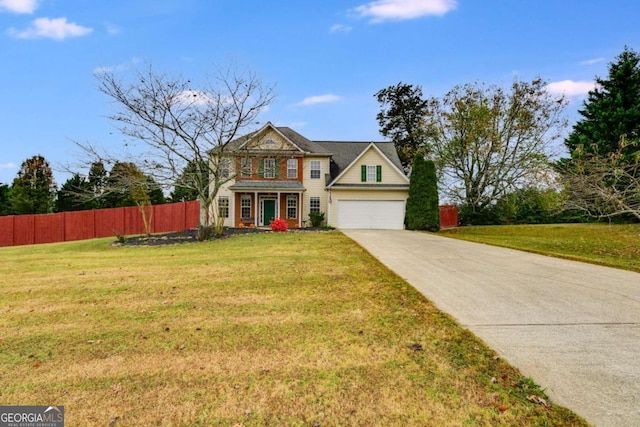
[{"left": 228, "top": 181, "right": 306, "bottom": 228}]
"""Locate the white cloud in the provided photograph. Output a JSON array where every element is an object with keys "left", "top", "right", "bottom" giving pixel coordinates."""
[
  {"left": 104, "top": 22, "right": 121, "bottom": 35},
  {"left": 546, "top": 80, "right": 597, "bottom": 97},
  {"left": 330, "top": 24, "right": 352, "bottom": 33},
  {"left": 0, "top": 162, "right": 16, "bottom": 170},
  {"left": 580, "top": 57, "right": 605, "bottom": 66},
  {"left": 0, "top": 0, "right": 38, "bottom": 14},
  {"left": 296, "top": 94, "right": 342, "bottom": 106},
  {"left": 354, "top": 0, "right": 457, "bottom": 23},
  {"left": 9, "top": 17, "right": 93, "bottom": 40}
]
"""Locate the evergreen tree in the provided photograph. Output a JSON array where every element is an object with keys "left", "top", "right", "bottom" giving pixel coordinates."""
[
  {"left": 55, "top": 173, "right": 91, "bottom": 212},
  {"left": 406, "top": 154, "right": 440, "bottom": 231},
  {"left": 169, "top": 160, "right": 208, "bottom": 202},
  {"left": 0, "top": 183, "right": 11, "bottom": 215},
  {"left": 565, "top": 47, "right": 640, "bottom": 160},
  {"left": 10, "top": 155, "right": 56, "bottom": 214}
]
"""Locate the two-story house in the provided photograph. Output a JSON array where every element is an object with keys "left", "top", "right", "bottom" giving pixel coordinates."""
[{"left": 213, "top": 122, "right": 409, "bottom": 229}]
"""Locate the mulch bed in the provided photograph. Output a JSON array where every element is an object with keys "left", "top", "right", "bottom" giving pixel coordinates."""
[{"left": 114, "top": 227, "right": 328, "bottom": 247}]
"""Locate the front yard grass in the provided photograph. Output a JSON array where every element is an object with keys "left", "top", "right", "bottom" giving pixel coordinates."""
[
  {"left": 441, "top": 223, "right": 640, "bottom": 272},
  {"left": 0, "top": 232, "right": 587, "bottom": 426}
]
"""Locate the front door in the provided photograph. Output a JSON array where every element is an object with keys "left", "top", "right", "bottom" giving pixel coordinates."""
[{"left": 262, "top": 199, "right": 276, "bottom": 226}]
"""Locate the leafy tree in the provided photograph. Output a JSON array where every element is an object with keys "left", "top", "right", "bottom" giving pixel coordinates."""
[
  {"left": 89, "top": 62, "right": 274, "bottom": 231},
  {"left": 10, "top": 155, "right": 57, "bottom": 214},
  {"left": 405, "top": 154, "right": 440, "bottom": 231},
  {"left": 375, "top": 82, "right": 430, "bottom": 172},
  {"left": 55, "top": 173, "right": 91, "bottom": 212},
  {"left": 104, "top": 162, "right": 164, "bottom": 235},
  {"left": 424, "top": 79, "right": 567, "bottom": 212},
  {"left": 560, "top": 139, "right": 640, "bottom": 221},
  {"left": 565, "top": 47, "right": 640, "bottom": 161},
  {"left": 0, "top": 183, "right": 11, "bottom": 215}
]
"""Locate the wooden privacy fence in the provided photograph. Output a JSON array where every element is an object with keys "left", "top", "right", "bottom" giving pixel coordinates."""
[
  {"left": 439, "top": 205, "right": 458, "bottom": 228},
  {"left": 0, "top": 201, "right": 200, "bottom": 247}
]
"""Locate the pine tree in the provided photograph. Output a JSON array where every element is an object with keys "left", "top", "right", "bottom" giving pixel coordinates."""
[
  {"left": 565, "top": 47, "right": 640, "bottom": 160},
  {"left": 406, "top": 154, "right": 440, "bottom": 231}
]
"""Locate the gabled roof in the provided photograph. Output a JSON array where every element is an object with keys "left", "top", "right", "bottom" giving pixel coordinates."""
[
  {"left": 227, "top": 122, "right": 331, "bottom": 155},
  {"left": 314, "top": 141, "right": 406, "bottom": 183}
]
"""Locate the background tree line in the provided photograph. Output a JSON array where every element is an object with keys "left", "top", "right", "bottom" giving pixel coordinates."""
[
  {"left": 0, "top": 156, "right": 205, "bottom": 216},
  {"left": 376, "top": 46, "right": 640, "bottom": 225}
]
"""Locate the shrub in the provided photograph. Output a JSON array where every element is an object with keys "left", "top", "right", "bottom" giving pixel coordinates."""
[
  {"left": 270, "top": 218, "right": 288, "bottom": 232},
  {"left": 406, "top": 155, "right": 440, "bottom": 231},
  {"left": 196, "top": 225, "right": 215, "bottom": 241},
  {"left": 308, "top": 211, "right": 325, "bottom": 227}
]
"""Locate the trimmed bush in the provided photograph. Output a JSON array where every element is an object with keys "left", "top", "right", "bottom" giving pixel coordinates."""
[
  {"left": 270, "top": 218, "right": 288, "bottom": 232},
  {"left": 308, "top": 211, "right": 325, "bottom": 227},
  {"left": 406, "top": 155, "right": 440, "bottom": 231}
]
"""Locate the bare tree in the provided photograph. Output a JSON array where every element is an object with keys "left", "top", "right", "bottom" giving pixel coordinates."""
[
  {"left": 424, "top": 79, "right": 568, "bottom": 211},
  {"left": 92, "top": 63, "right": 275, "bottom": 232},
  {"left": 560, "top": 138, "right": 640, "bottom": 221}
]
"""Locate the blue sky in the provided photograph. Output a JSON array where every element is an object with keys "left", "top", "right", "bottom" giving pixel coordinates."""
[{"left": 0, "top": 0, "right": 638, "bottom": 185}]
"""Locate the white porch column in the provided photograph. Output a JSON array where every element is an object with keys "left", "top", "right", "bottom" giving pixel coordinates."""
[
  {"left": 299, "top": 192, "right": 303, "bottom": 228},
  {"left": 254, "top": 192, "right": 258, "bottom": 226},
  {"left": 277, "top": 192, "right": 281, "bottom": 220}
]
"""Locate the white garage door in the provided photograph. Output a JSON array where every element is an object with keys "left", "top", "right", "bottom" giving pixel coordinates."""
[{"left": 337, "top": 200, "right": 405, "bottom": 229}]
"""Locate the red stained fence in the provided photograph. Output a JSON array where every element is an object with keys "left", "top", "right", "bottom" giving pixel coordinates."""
[
  {"left": 439, "top": 205, "right": 458, "bottom": 229},
  {"left": 0, "top": 201, "right": 200, "bottom": 247}
]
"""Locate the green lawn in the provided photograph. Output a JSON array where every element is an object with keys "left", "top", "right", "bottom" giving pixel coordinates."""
[
  {"left": 0, "top": 232, "right": 587, "bottom": 426},
  {"left": 440, "top": 223, "right": 640, "bottom": 272}
]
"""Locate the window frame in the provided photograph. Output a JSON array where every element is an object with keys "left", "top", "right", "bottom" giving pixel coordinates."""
[
  {"left": 287, "top": 158, "right": 298, "bottom": 179},
  {"left": 220, "top": 158, "right": 231, "bottom": 179},
  {"left": 286, "top": 195, "right": 297, "bottom": 219},
  {"left": 366, "top": 165, "right": 376, "bottom": 182},
  {"left": 240, "top": 195, "right": 251, "bottom": 219},
  {"left": 263, "top": 158, "right": 276, "bottom": 179},
  {"left": 310, "top": 160, "right": 321, "bottom": 179},
  {"left": 309, "top": 196, "right": 321, "bottom": 214},
  {"left": 218, "top": 196, "right": 229, "bottom": 218},
  {"left": 240, "top": 157, "right": 252, "bottom": 178}
]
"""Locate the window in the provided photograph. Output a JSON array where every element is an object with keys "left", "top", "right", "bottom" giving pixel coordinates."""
[
  {"left": 287, "top": 158, "right": 298, "bottom": 179},
  {"left": 310, "top": 160, "right": 321, "bottom": 179},
  {"left": 241, "top": 195, "right": 251, "bottom": 219},
  {"left": 310, "top": 197, "right": 321, "bottom": 214},
  {"left": 361, "top": 165, "right": 382, "bottom": 182},
  {"left": 218, "top": 196, "right": 229, "bottom": 218},
  {"left": 366, "top": 165, "right": 376, "bottom": 182},
  {"left": 220, "top": 158, "right": 231, "bottom": 179},
  {"left": 265, "top": 138, "right": 275, "bottom": 145},
  {"left": 241, "top": 157, "right": 252, "bottom": 178},
  {"left": 287, "top": 195, "right": 297, "bottom": 219},
  {"left": 263, "top": 158, "right": 276, "bottom": 178}
]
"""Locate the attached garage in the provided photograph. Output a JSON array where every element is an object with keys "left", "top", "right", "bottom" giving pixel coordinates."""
[{"left": 337, "top": 200, "right": 405, "bottom": 229}]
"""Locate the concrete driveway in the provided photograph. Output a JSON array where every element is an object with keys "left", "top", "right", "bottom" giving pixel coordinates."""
[{"left": 343, "top": 229, "right": 640, "bottom": 427}]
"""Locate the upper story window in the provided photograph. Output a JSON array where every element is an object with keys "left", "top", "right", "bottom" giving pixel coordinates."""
[
  {"left": 361, "top": 165, "right": 382, "bottom": 182},
  {"left": 310, "top": 160, "right": 321, "bottom": 179},
  {"left": 241, "top": 157, "right": 252, "bottom": 178},
  {"left": 287, "top": 158, "right": 298, "bottom": 179},
  {"left": 263, "top": 158, "right": 276, "bottom": 178},
  {"left": 220, "top": 158, "right": 231, "bottom": 179},
  {"left": 265, "top": 138, "right": 275, "bottom": 145}
]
